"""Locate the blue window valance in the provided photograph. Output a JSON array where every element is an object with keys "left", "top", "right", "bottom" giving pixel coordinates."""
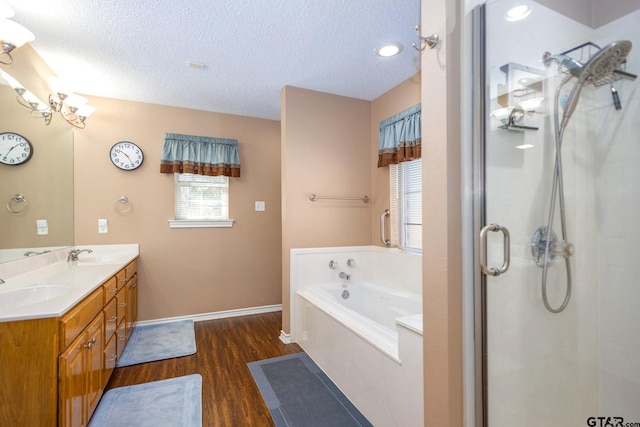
[
  {"left": 160, "top": 133, "right": 241, "bottom": 177},
  {"left": 378, "top": 103, "right": 421, "bottom": 167}
]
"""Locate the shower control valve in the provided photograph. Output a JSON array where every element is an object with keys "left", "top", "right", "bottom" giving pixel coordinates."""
[
  {"left": 346, "top": 258, "right": 356, "bottom": 268},
  {"left": 531, "top": 226, "right": 575, "bottom": 268},
  {"left": 329, "top": 260, "right": 338, "bottom": 269}
]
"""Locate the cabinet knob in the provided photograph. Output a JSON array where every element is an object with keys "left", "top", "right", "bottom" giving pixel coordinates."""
[
  {"left": 108, "top": 315, "right": 118, "bottom": 322},
  {"left": 108, "top": 287, "right": 117, "bottom": 293},
  {"left": 83, "top": 338, "right": 96, "bottom": 349}
]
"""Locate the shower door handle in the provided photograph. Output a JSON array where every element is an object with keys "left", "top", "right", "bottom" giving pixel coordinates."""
[{"left": 479, "top": 223, "right": 511, "bottom": 276}]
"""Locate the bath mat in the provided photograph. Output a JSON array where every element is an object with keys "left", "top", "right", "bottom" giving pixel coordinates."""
[
  {"left": 116, "top": 319, "right": 196, "bottom": 367},
  {"left": 88, "top": 374, "right": 202, "bottom": 427},
  {"left": 248, "top": 353, "right": 372, "bottom": 427}
]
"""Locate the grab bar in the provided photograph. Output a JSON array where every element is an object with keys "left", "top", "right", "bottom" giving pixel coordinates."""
[{"left": 380, "top": 209, "right": 390, "bottom": 247}]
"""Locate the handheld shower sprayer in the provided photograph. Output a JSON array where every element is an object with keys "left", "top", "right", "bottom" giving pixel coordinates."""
[
  {"left": 534, "top": 40, "right": 634, "bottom": 314},
  {"left": 543, "top": 40, "right": 633, "bottom": 121}
]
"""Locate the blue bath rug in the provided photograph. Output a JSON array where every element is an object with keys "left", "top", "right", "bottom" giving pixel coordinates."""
[
  {"left": 116, "top": 319, "right": 196, "bottom": 367},
  {"left": 88, "top": 374, "right": 202, "bottom": 427},
  {"left": 248, "top": 352, "right": 372, "bottom": 427}
]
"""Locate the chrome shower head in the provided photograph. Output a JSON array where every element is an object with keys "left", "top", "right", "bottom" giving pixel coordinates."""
[
  {"left": 557, "top": 40, "right": 633, "bottom": 123},
  {"left": 579, "top": 40, "right": 632, "bottom": 84}
]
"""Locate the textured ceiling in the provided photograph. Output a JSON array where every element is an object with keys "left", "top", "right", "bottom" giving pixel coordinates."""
[{"left": 5, "top": 0, "right": 421, "bottom": 120}]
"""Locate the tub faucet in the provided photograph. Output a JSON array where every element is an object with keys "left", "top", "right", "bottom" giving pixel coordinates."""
[
  {"left": 339, "top": 272, "right": 351, "bottom": 281},
  {"left": 67, "top": 248, "right": 93, "bottom": 262}
]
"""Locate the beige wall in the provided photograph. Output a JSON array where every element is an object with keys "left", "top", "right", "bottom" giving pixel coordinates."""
[
  {"left": 74, "top": 96, "right": 282, "bottom": 321},
  {"left": 421, "top": 0, "right": 463, "bottom": 425},
  {"left": 281, "top": 86, "right": 372, "bottom": 333},
  {"left": 370, "top": 72, "right": 421, "bottom": 246}
]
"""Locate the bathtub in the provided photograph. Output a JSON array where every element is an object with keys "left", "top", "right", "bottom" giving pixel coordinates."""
[
  {"left": 298, "top": 281, "right": 421, "bottom": 360},
  {"left": 291, "top": 246, "right": 423, "bottom": 427}
]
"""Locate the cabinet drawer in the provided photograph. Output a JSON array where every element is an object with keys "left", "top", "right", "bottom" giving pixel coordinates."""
[
  {"left": 104, "top": 298, "right": 118, "bottom": 339},
  {"left": 102, "top": 276, "right": 118, "bottom": 303},
  {"left": 115, "top": 267, "right": 127, "bottom": 291},
  {"left": 59, "top": 287, "right": 104, "bottom": 350},
  {"left": 125, "top": 259, "right": 137, "bottom": 280}
]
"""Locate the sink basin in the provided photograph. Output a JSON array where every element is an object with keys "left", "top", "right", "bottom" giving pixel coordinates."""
[{"left": 0, "top": 285, "right": 70, "bottom": 311}]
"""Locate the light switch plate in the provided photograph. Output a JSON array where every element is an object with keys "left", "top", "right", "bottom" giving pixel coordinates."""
[
  {"left": 36, "top": 219, "right": 48, "bottom": 235},
  {"left": 255, "top": 201, "right": 266, "bottom": 212},
  {"left": 98, "top": 219, "right": 108, "bottom": 233}
]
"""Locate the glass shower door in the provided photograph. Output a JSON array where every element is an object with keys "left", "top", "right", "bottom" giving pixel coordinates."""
[{"left": 478, "top": 1, "right": 640, "bottom": 425}]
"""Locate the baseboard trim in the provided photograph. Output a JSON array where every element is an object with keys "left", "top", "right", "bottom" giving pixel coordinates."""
[
  {"left": 134, "top": 304, "right": 283, "bottom": 327},
  {"left": 279, "top": 330, "right": 292, "bottom": 344}
]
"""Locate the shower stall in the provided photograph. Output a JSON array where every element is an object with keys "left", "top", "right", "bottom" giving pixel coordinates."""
[{"left": 472, "top": 1, "right": 639, "bottom": 425}]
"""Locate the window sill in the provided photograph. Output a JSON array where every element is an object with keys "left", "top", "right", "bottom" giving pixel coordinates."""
[{"left": 169, "top": 219, "right": 235, "bottom": 228}]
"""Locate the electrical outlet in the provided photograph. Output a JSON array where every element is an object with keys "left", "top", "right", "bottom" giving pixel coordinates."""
[
  {"left": 255, "top": 201, "right": 266, "bottom": 212},
  {"left": 98, "top": 219, "right": 108, "bottom": 233}
]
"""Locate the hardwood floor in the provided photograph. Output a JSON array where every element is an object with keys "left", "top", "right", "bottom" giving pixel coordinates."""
[{"left": 104, "top": 311, "right": 303, "bottom": 427}]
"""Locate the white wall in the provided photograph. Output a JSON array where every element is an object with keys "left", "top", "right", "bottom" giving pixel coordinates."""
[{"left": 595, "top": 9, "right": 640, "bottom": 419}]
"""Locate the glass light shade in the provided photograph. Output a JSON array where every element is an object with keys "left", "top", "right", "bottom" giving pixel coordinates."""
[
  {"left": 76, "top": 104, "right": 95, "bottom": 118},
  {"left": 0, "top": 1, "right": 14, "bottom": 19},
  {"left": 64, "top": 93, "right": 88, "bottom": 108},
  {"left": 0, "top": 18, "right": 35, "bottom": 47}
]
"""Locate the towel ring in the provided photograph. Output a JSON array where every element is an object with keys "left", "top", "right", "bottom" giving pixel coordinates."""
[
  {"left": 6, "top": 194, "right": 28, "bottom": 213},
  {"left": 114, "top": 196, "right": 133, "bottom": 214}
]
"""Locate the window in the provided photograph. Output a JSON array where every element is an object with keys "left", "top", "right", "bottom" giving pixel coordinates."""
[
  {"left": 169, "top": 174, "right": 233, "bottom": 228},
  {"left": 390, "top": 159, "right": 422, "bottom": 252}
]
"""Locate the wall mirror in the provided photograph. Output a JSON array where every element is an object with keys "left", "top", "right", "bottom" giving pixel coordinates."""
[{"left": 0, "top": 69, "right": 74, "bottom": 263}]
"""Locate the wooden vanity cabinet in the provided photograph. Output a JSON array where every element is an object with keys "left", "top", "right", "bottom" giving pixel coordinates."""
[{"left": 0, "top": 256, "right": 138, "bottom": 427}]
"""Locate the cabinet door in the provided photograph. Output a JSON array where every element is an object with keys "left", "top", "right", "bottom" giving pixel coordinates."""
[
  {"left": 126, "top": 273, "right": 138, "bottom": 338},
  {"left": 103, "top": 334, "right": 117, "bottom": 388},
  {"left": 59, "top": 332, "right": 87, "bottom": 427},
  {"left": 116, "top": 320, "right": 127, "bottom": 360},
  {"left": 86, "top": 314, "right": 104, "bottom": 421}
]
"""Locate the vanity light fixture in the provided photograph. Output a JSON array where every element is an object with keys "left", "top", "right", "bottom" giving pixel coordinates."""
[
  {"left": 505, "top": 5, "right": 532, "bottom": 22},
  {"left": 376, "top": 43, "right": 402, "bottom": 57},
  {"left": 0, "top": 17, "right": 35, "bottom": 65},
  {"left": 48, "top": 78, "right": 96, "bottom": 129},
  {"left": 0, "top": 70, "right": 52, "bottom": 124}
]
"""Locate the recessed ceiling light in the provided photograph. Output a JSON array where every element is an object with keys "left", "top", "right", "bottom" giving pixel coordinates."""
[
  {"left": 506, "top": 5, "right": 531, "bottom": 21},
  {"left": 376, "top": 43, "right": 402, "bottom": 57}
]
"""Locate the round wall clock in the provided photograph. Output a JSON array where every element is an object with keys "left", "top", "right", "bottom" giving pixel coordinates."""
[
  {"left": 0, "top": 132, "right": 33, "bottom": 166},
  {"left": 110, "top": 141, "right": 144, "bottom": 171}
]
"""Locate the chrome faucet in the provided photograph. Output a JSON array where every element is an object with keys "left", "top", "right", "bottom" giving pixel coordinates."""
[
  {"left": 67, "top": 248, "right": 93, "bottom": 262},
  {"left": 339, "top": 272, "right": 351, "bottom": 281}
]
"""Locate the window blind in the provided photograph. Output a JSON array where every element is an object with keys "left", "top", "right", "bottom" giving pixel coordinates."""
[
  {"left": 174, "top": 174, "right": 229, "bottom": 220},
  {"left": 390, "top": 159, "right": 422, "bottom": 251}
]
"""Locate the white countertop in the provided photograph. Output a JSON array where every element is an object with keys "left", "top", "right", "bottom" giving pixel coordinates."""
[{"left": 0, "top": 244, "right": 139, "bottom": 323}]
